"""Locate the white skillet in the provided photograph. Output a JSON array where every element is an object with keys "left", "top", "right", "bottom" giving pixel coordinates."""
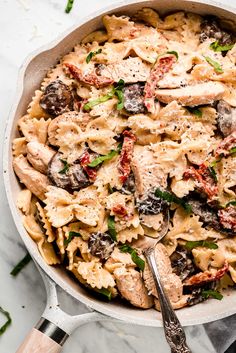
[{"left": 3, "top": 0, "right": 236, "bottom": 352}]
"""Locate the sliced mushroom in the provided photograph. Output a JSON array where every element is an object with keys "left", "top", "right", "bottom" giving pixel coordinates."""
[
  {"left": 88, "top": 232, "right": 115, "bottom": 260},
  {"left": 123, "top": 83, "right": 146, "bottom": 114},
  {"left": 13, "top": 154, "right": 50, "bottom": 201},
  {"left": 114, "top": 267, "right": 154, "bottom": 309},
  {"left": 217, "top": 100, "right": 236, "bottom": 136},
  {"left": 26, "top": 141, "right": 55, "bottom": 174},
  {"left": 155, "top": 82, "right": 225, "bottom": 106},
  {"left": 200, "top": 16, "right": 234, "bottom": 46},
  {"left": 170, "top": 246, "right": 195, "bottom": 281},
  {"left": 40, "top": 80, "right": 73, "bottom": 116},
  {"left": 48, "top": 152, "right": 90, "bottom": 190}
]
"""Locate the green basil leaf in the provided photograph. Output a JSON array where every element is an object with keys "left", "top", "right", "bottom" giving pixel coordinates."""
[
  {"left": 185, "top": 240, "right": 218, "bottom": 250},
  {"left": 83, "top": 91, "right": 114, "bottom": 111},
  {"left": 226, "top": 200, "right": 236, "bottom": 207},
  {"left": 108, "top": 184, "right": 114, "bottom": 194},
  {"left": 208, "top": 166, "right": 218, "bottom": 182},
  {"left": 88, "top": 149, "right": 119, "bottom": 168},
  {"left": 96, "top": 288, "right": 112, "bottom": 300},
  {"left": 187, "top": 107, "right": 202, "bottom": 117},
  {"left": 202, "top": 290, "right": 223, "bottom": 300},
  {"left": 64, "top": 231, "right": 81, "bottom": 246},
  {"left": 59, "top": 159, "right": 69, "bottom": 174},
  {"left": 108, "top": 216, "right": 117, "bottom": 241},
  {"left": 210, "top": 41, "right": 234, "bottom": 52},
  {"left": 229, "top": 147, "right": 236, "bottom": 155},
  {"left": 167, "top": 51, "right": 179, "bottom": 59},
  {"left": 204, "top": 56, "right": 223, "bottom": 73},
  {"left": 86, "top": 48, "right": 102, "bottom": 64},
  {"left": 210, "top": 157, "right": 222, "bottom": 168},
  {"left": 65, "top": 0, "right": 74, "bottom": 13},
  {"left": 115, "top": 89, "right": 124, "bottom": 110},
  {"left": 119, "top": 244, "right": 145, "bottom": 271},
  {"left": 155, "top": 188, "right": 192, "bottom": 213},
  {"left": 10, "top": 253, "right": 31, "bottom": 276},
  {"left": 0, "top": 307, "right": 12, "bottom": 336}
]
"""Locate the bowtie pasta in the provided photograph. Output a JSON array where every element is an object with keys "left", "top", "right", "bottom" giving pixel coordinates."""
[{"left": 13, "top": 8, "right": 236, "bottom": 310}]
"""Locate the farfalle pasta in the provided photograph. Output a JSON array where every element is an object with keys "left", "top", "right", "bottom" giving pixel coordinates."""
[{"left": 13, "top": 9, "right": 236, "bottom": 310}]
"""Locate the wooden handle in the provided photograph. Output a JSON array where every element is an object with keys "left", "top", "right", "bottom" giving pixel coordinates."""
[{"left": 16, "top": 328, "right": 62, "bottom": 353}]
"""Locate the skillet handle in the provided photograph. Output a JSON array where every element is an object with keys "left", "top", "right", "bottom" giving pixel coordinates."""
[{"left": 15, "top": 317, "right": 68, "bottom": 353}]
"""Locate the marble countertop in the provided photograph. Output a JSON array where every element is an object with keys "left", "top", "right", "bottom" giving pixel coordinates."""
[{"left": 0, "top": 1, "right": 236, "bottom": 352}]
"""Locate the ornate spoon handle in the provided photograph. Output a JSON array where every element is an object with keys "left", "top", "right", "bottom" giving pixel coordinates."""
[{"left": 145, "top": 248, "right": 192, "bottom": 353}]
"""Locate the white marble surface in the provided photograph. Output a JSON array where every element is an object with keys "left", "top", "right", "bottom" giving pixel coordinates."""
[{"left": 0, "top": 1, "right": 235, "bottom": 352}]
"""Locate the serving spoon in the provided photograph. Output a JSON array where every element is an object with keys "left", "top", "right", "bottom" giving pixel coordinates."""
[{"left": 142, "top": 211, "right": 192, "bottom": 353}]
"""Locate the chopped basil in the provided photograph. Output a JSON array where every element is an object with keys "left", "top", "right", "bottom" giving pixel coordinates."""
[
  {"left": 10, "top": 253, "right": 31, "bottom": 276},
  {"left": 119, "top": 244, "right": 145, "bottom": 271},
  {"left": 187, "top": 107, "right": 203, "bottom": 117},
  {"left": 96, "top": 288, "right": 112, "bottom": 300},
  {"left": 64, "top": 231, "right": 81, "bottom": 246},
  {"left": 108, "top": 216, "right": 117, "bottom": 242},
  {"left": 229, "top": 147, "right": 236, "bottom": 155},
  {"left": 185, "top": 240, "right": 218, "bottom": 250},
  {"left": 155, "top": 188, "right": 192, "bottom": 213},
  {"left": 65, "top": 0, "right": 74, "bottom": 13},
  {"left": 202, "top": 289, "right": 223, "bottom": 300},
  {"left": 204, "top": 56, "right": 223, "bottom": 73},
  {"left": 86, "top": 49, "right": 102, "bottom": 64},
  {"left": 59, "top": 159, "right": 69, "bottom": 174},
  {"left": 210, "top": 41, "right": 234, "bottom": 53},
  {"left": 210, "top": 157, "right": 222, "bottom": 168},
  {"left": 0, "top": 307, "right": 12, "bottom": 336},
  {"left": 108, "top": 184, "right": 114, "bottom": 194},
  {"left": 84, "top": 79, "right": 125, "bottom": 111},
  {"left": 83, "top": 92, "right": 114, "bottom": 111},
  {"left": 208, "top": 166, "right": 217, "bottom": 182},
  {"left": 167, "top": 51, "right": 179, "bottom": 59},
  {"left": 88, "top": 149, "right": 119, "bottom": 168},
  {"left": 226, "top": 200, "right": 236, "bottom": 207}
]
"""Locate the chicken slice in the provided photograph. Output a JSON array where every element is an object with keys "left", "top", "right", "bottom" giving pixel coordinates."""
[
  {"left": 143, "top": 243, "right": 183, "bottom": 306},
  {"left": 131, "top": 145, "right": 166, "bottom": 197},
  {"left": 27, "top": 142, "right": 55, "bottom": 174},
  {"left": 98, "top": 57, "right": 151, "bottom": 83},
  {"left": 13, "top": 154, "right": 50, "bottom": 201},
  {"left": 155, "top": 82, "right": 225, "bottom": 106},
  {"left": 114, "top": 267, "right": 154, "bottom": 309}
]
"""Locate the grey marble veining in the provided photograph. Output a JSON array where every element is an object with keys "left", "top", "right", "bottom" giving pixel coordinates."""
[{"left": 0, "top": 1, "right": 235, "bottom": 352}]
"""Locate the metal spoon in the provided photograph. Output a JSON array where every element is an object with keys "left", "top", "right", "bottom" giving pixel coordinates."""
[{"left": 143, "top": 211, "right": 192, "bottom": 353}]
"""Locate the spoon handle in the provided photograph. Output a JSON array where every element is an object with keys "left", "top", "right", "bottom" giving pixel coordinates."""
[{"left": 145, "top": 249, "right": 192, "bottom": 353}]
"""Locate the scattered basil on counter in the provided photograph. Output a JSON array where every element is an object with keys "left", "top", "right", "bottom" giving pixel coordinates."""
[
  {"left": 96, "top": 288, "right": 112, "bottom": 300},
  {"left": 0, "top": 307, "right": 12, "bottom": 336},
  {"left": 108, "top": 216, "right": 117, "bottom": 242},
  {"left": 64, "top": 231, "right": 81, "bottom": 246},
  {"left": 155, "top": 188, "right": 192, "bottom": 213},
  {"left": 10, "top": 253, "right": 31, "bottom": 277},
  {"left": 204, "top": 56, "right": 223, "bottom": 73},
  {"left": 167, "top": 51, "right": 179, "bottom": 59},
  {"left": 208, "top": 166, "right": 218, "bottom": 182},
  {"left": 88, "top": 149, "right": 119, "bottom": 168},
  {"left": 59, "top": 159, "right": 69, "bottom": 174},
  {"left": 65, "top": 0, "right": 74, "bottom": 13},
  {"left": 187, "top": 107, "right": 202, "bottom": 117},
  {"left": 119, "top": 244, "right": 145, "bottom": 271},
  {"left": 202, "top": 289, "right": 223, "bottom": 300},
  {"left": 86, "top": 48, "right": 102, "bottom": 64},
  {"left": 185, "top": 240, "right": 218, "bottom": 250},
  {"left": 210, "top": 41, "right": 234, "bottom": 52}
]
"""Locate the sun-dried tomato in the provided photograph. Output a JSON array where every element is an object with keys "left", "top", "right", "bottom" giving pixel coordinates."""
[
  {"left": 144, "top": 55, "right": 176, "bottom": 112},
  {"left": 218, "top": 205, "right": 236, "bottom": 232},
  {"left": 112, "top": 204, "right": 128, "bottom": 217},
  {"left": 184, "top": 261, "right": 229, "bottom": 286},
  {"left": 64, "top": 63, "right": 114, "bottom": 88},
  {"left": 183, "top": 163, "right": 218, "bottom": 200},
  {"left": 79, "top": 150, "right": 97, "bottom": 181},
  {"left": 215, "top": 130, "right": 236, "bottom": 157},
  {"left": 118, "top": 130, "right": 137, "bottom": 184}
]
